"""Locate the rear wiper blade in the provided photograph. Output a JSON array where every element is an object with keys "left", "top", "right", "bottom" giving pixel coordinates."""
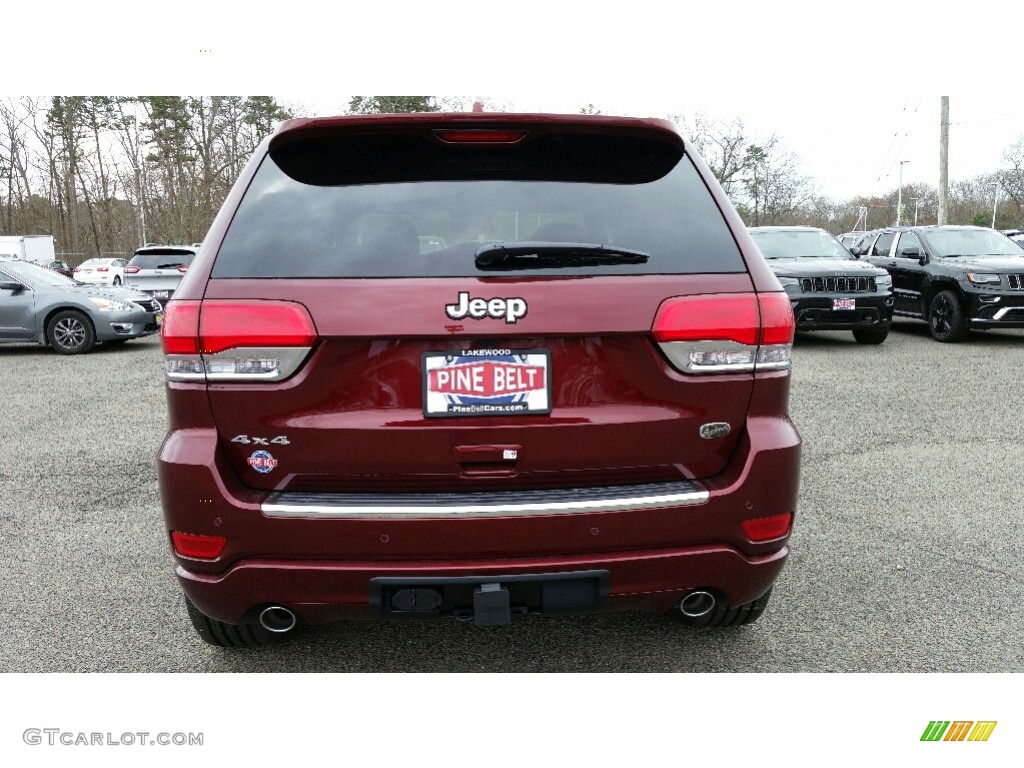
[
  {"left": 475, "top": 241, "right": 650, "bottom": 270},
  {"left": 156, "top": 263, "right": 184, "bottom": 269}
]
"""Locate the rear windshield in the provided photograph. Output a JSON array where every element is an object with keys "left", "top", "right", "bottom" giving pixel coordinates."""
[
  {"left": 128, "top": 250, "right": 196, "bottom": 269},
  {"left": 211, "top": 131, "right": 745, "bottom": 278}
]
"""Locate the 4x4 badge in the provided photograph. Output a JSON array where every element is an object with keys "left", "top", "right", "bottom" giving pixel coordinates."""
[{"left": 446, "top": 291, "right": 527, "bottom": 324}]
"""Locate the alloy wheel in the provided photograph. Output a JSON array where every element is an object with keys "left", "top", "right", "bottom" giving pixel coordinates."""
[
  {"left": 930, "top": 295, "right": 952, "bottom": 337},
  {"left": 53, "top": 316, "right": 87, "bottom": 351}
]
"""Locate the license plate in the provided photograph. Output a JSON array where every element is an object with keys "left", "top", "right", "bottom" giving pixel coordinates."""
[
  {"left": 153, "top": 291, "right": 169, "bottom": 299},
  {"left": 156, "top": 313, "right": 163, "bottom": 326},
  {"left": 833, "top": 298, "right": 856, "bottom": 310},
  {"left": 422, "top": 349, "right": 551, "bottom": 418}
]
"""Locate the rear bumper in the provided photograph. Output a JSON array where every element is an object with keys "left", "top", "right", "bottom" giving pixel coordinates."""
[
  {"left": 177, "top": 545, "right": 789, "bottom": 624},
  {"left": 159, "top": 414, "right": 801, "bottom": 625},
  {"left": 126, "top": 286, "right": 176, "bottom": 307}
]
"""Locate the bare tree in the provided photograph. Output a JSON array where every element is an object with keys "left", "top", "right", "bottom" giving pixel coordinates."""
[
  {"left": 997, "top": 137, "right": 1024, "bottom": 224},
  {"left": 0, "top": 98, "right": 34, "bottom": 231}
]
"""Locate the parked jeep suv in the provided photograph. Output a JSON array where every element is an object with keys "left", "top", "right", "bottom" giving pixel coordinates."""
[
  {"left": 158, "top": 112, "right": 801, "bottom": 646},
  {"left": 124, "top": 244, "right": 198, "bottom": 307},
  {"left": 853, "top": 225, "right": 1024, "bottom": 341},
  {"left": 749, "top": 226, "right": 893, "bottom": 344}
]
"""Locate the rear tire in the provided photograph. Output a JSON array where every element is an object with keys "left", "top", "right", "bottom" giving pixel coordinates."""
[
  {"left": 928, "top": 290, "right": 968, "bottom": 342},
  {"left": 183, "top": 596, "right": 288, "bottom": 648},
  {"left": 852, "top": 327, "right": 889, "bottom": 345},
  {"left": 669, "top": 588, "right": 772, "bottom": 628},
  {"left": 113, "top": 275, "right": 121, "bottom": 286}
]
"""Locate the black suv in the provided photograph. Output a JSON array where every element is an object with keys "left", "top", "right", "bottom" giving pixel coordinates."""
[
  {"left": 749, "top": 226, "right": 893, "bottom": 344},
  {"left": 1001, "top": 229, "right": 1024, "bottom": 249},
  {"left": 852, "top": 225, "right": 1024, "bottom": 342}
]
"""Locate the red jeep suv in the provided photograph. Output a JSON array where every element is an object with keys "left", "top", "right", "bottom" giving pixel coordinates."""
[{"left": 158, "top": 111, "right": 801, "bottom": 646}]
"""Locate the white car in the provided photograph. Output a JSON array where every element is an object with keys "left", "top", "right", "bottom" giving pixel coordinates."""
[{"left": 72, "top": 257, "right": 128, "bottom": 286}]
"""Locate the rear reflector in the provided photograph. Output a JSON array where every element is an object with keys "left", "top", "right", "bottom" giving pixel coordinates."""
[
  {"left": 171, "top": 531, "right": 227, "bottom": 560},
  {"left": 653, "top": 293, "right": 795, "bottom": 374},
  {"left": 433, "top": 129, "right": 527, "bottom": 144},
  {"left": 162, "top": 300, "right": 317, "bottom": 382},
  {"left": 741, "top": 513, "right": 793, "bottom": 542}
]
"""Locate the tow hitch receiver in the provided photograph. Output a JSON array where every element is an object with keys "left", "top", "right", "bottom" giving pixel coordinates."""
[
  {"left": 369, "top": 571, "right": 609, "bottom": 625},
  {"left": 473, "top": 583, "right": 511, "bottom": 626}
]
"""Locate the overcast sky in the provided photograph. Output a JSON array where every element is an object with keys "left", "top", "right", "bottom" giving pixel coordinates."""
[{"left": 12, "top": 4, "right": 1022, "bottom": 207}]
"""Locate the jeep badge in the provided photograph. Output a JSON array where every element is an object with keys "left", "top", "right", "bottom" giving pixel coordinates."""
[{"left": 445, "top": 291, "right": 528, "bottom": 324}]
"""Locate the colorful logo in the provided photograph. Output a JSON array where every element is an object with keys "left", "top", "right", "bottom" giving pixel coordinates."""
[
  {"left": 430, "top": 357, "right": 545, "bottom": 400},
  {"left": 247, "top": 450, "right": 278, "bottom": 473},
  {"left": 423, "top": 349, "right": 550, "bottom": 417},
  {"left": 921, "top": 721, "right": 997, "bottom": 742}
]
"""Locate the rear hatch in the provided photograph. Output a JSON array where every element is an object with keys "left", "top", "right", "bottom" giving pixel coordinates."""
[
  {"left": 125, "top": 247, "right": 195, "bottom": 299},
  {"left": 183, "top": 118, "right": 766, "bottom": 493}
]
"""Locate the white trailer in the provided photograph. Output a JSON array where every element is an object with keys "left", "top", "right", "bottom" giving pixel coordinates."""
[{"left": 0, "top": 235, "right": 56, "bottom": 263}]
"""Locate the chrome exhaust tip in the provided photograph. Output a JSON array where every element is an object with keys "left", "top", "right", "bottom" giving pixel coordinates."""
[
  {"left": 259, "top": 606, "right": 297, "bottom": 633},
  {"left": 679, "top": 590, "right": 716, "bottom": 618}
]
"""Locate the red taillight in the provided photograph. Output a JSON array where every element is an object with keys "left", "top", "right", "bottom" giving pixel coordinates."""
[
  {"left": 161, "top": 300, "right": 201, "bottom": 354},
  {"left": 162, "top": 300, "right": 317, "bottom": 382},
  {"left": 177, "top": 265, "right": 189, "bottom": 273},
  {"left": 199, "top": 301, "right": 316, "bottom": 354},
  {"left": 758, "top": 292, "right": 796, "bottom": 345},
  {"left": 96, "top": 267, "right": 109, "bottom": 272},
  {"left": 124, "top": 265, "right": 141, "bottom": 274},
  {"left": 741, "top": 513, "right": 793, "bottom": 542},
  {"left": 161, "top": 300, "right": 315, "bottom": 355},
  {"left": 652, "top": 292, "right": 794, "bottom": 375},
  {"left": 433, "top": 129, "right": 527, "bottom": 143},
  {"left": 171, "top": 531, "right": 227, "bottom": 560},
  {"left": 652, "top": 293, "right": 760, "bottom": 345}
]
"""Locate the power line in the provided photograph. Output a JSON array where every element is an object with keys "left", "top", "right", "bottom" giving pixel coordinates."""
[
  {"left": 882, "top": 97, "right": 922, "bottom": 184},
  {"left": 875, "top": 98, "right": 907, "bottom": 183}
]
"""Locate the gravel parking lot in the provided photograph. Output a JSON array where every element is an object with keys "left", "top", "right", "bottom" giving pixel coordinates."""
[{"left": 1, "top": 322, "right": 1022, "bottom": 673}]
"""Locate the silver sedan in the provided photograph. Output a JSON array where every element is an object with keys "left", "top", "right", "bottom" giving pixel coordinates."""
[{"left": 0, "top": 258, "right": 162, "bottom": 354}]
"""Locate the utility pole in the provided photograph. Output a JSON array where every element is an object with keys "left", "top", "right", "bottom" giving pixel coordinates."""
[
  {"left": 897, "top": 160, "right": 909, "bottom": 226},
  {"left": 855, "top": 205, "right": 868, "bottom": 231},
  {"left": 938, "top": 96, "right": 949, "bottom": 225},
  {"left": 992, "top": 182, "right": 1000, "bottom": 228},
  {"left": 911, "top": 197, "right": 920, "bottom": 226}
]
